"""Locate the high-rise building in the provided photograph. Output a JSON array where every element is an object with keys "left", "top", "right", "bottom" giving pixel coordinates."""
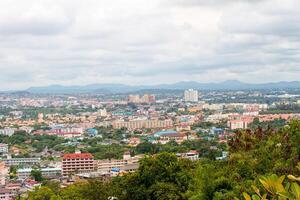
[
  {"left": 128, "top": 94, "right": 156, "bottom": 103},
  {"left": 128, "top": 95, "right": 140, "bottom": 103},
  {"left": 148, "top": 94, "right": 156, "bottom": 103},
  {"left": 141, "top": 94, "right": 156, "bottom": 103},
  {"left": 37, "top": 113, "right": 44, "bottom": 123},
  {"left": 62, "top": 152, "right": 94, "bottom": 176},
  {"left": 98, "top": 108, "right": 107, "bottom": 117},
  {"left": 184, "top": 89, "right": 199, "bottom": 102}
]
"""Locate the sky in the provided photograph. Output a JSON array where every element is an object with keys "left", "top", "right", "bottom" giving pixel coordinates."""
[{"left": 0, "top": 0, "right": 300, "bottom": 90}]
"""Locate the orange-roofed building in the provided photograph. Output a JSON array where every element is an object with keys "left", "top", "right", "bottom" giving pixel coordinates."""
[{"left": 62, "top": 152, "right": 95, "bottom": 176}]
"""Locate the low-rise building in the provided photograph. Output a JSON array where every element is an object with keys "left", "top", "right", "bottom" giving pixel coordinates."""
[
  {"left": 0, "top": 128, "right": 15, "bottom": 136},
  {"left": 96, "top": 154, "right": 142, "bottom": 172},
  {"left": 2, "top": 157, "right": 40, "bottom": 167},
  {"left": 216, "top": 151, "right": 228, "bottom": 160},
  {"left": 0, "top": 188, "right": 11, "bottom": 200},
  {"left": 153, "top": 130, "right": 187, "bottom": 144},
  {"left": 0, "top": 144, "right": 8, "bottom": 154},
  {"left": 176, "top": 150, "right": 199, "bottom": 161},
  {"left": 17, "top": 168, "right": 61, "bottom": 180},
  {"left": 112, "top": 119, "right": 173, "bottom": 130},
  {"left": 0, "top": 162, "right": 8, "bottom": 186}
]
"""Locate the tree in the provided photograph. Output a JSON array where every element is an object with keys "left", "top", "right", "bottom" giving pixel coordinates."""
[
  {"left": 27, "top": 186, "right": 57, "bottom": 200},
  {"left": 149, "top": 182, "right": 182, "bottom": 200},
  {"left": 9, "top": 166, "right": 17, "bottom": 179},
  {"left": 42, "top": 180, "right": 61, "bottom": 194},
  {"left": 117, "top": 152, "right": 194, "bottom": 200},
  {"left": 31, "top": 169, "right": 43, "bottom": 182}
]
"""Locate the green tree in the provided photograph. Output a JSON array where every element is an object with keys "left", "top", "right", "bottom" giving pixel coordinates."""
[
  {"left": 27, "top": 186, "right": 57, "bottom": 200},
  {"left": 31, "top": 169, "right": 43, "bottom": 182}
]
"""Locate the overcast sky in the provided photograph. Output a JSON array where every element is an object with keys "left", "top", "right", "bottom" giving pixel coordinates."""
[{"left": 0, "top": 0, "right": 299, "bottom": 90}]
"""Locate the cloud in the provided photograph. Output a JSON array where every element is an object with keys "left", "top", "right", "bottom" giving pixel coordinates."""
[
  {"left": 0, "top": 2, "right": 72, "bottom": 36},
  {"left": 0, "top": 0, "right": 299, "bottom": 90}
]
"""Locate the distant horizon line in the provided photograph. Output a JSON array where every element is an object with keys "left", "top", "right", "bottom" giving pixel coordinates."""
[
  {"left": 2, "top": 79, "right": 300, "bottom": 93},
  {"left": 21, "top": 79, "right": 300, "bottom": 88}
]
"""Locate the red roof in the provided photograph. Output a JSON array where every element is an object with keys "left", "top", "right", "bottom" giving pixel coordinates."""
[
  {"left": 57, "top": 132, "right": 81, "bottom": 135},
  {"left": 63, "top": 153, "right": 93, "bottom": 160},
  {"left": 25, "top": 179, "right": 39, "bottom": 185}
]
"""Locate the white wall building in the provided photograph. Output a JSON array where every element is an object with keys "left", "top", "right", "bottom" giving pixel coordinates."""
[
  {"left": 17, "top": 168, "right": 61, "bottom": 180},
  {"left": 0, "top": 128, "right": 15, "bottom": 136},
  {"left": 0, "top": 144, "right": 8, "bottom": 154},
  {"left": 184, "top": 89, "right": 199, "bottom": 102}
]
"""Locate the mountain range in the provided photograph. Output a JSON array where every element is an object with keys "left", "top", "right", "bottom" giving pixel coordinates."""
[{"left": 22, "top": 80, "right": 300, "bottom": 94}]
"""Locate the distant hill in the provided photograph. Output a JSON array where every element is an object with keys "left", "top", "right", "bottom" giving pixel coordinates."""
[{"left": 24, "top": 80, "right": 300, "bottom": 94}]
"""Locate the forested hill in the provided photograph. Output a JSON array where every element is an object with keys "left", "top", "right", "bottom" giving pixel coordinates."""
[{"left": 26, "top": 120, "right": 300, "bottom": 200}]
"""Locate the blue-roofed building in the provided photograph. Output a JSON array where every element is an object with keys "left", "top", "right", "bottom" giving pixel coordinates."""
[
  {"left": 180, "top": 117, "right": 188, "bottom": 122},
  {"left": 112, "top": 111, "right": 133, "bottom": 116},
  {"left": 210, "top": 127, "right": 224, "bottom": 135},
  {"left": 111, "top": 167, "right": 120, "bottom": 172},
  {"left": 153, "top": 130, "right": 186, "bottom": 144},
  {"left": 87, "top": 128, "right": 98, "bottom": 137},
  {"left": 154, "top": 130, "right": 178, "bottom": 137}
]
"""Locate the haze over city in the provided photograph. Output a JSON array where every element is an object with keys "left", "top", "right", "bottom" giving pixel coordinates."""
[{"left": 0, "top": 0, "right": 300, "bottom": 90}]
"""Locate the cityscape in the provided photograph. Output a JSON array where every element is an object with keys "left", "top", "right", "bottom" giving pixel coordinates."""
[
  {"left": 0, "top": 87, "right": 299, "bottom": 199},
  {"left": 0, "top": 0, "right": 300, "bottom": 199}
]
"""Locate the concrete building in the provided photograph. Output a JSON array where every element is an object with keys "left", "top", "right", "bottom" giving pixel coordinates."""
[
  {"left": 202, "top": 104, "right": 224, "bottom": 111},
  {"left": 96, "top": 153, "right": 142, "bottom": 172},
  {"left": 228, "top": 120, "right": 247, "bottom": 129},
  {"left": 2, "top": 157, "right": 40, "bottom": 167},
  {"left": 0, "top": 189, "right": 11, "bottom": 200},
  {"left": 128, "top": 94, "right": 155, "bottom": 104},
  {"left": 153, "top": 130, "right": 187, "bottom": 144},
  {"left": 98, "top": 109, "right": 107, "bottom": 117},
  {"left": 228, "top": 118, "right": 253, "bottom": 130},
  {"left": 184, "top": 89, "right": 199, "bottom": 102},
  {"left": 0, "top": 144, "right": 8, "bottom": 154},
  {"left": 0, "top": 128, "right": 15, "bottom": 136},
  {"left": 216, "top": 151, "right": 228, "bottom": 160},
  {"left": 128, "top": 95, "right": 140, "bottom": 103},
  {"left": 141, "top": 94, "right": 156, "bottom": 103},
  {"left": 17, "top": 168, "right": 61, "bottom": 180},
  {"left": 112, "top": 119, "right": 173, "bottom": 130},
  {"left": 37, "top": 113, "right": 44, "bottom": 123},
  {"left": 0, "top": 162, "right": 8, "bottom": 186},
  {"left": 176, "top": 150, "right": 199, "bottom": 161},
  {"left": 62, "top": 153, "right": 95, "bottom": 176}
]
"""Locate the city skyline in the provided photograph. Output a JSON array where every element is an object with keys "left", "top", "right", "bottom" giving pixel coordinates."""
[{"left": 0, "top": 0, "right": 300, "bottom": 90}]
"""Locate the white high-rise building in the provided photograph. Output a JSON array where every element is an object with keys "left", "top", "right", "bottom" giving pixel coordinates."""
[
  {"left": 98, "top": 108, "right": 107, "bottom": 117},
  {"left": 184, "top": 89, "right": 199, "bottom": 102}
]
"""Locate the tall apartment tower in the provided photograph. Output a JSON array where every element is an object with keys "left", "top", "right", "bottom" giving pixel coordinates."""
[
  {"left": 37, "top": 113, "right": 44, "bottom": 123},
  {"left": 184, "top": 89, "right": 199, "bottom": 102},
  {"left": 128, "top": 95, "right": 140, "bottom": 103}
]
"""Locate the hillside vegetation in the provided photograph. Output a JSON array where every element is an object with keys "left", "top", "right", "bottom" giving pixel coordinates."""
[{"left": 26, "top": 120, "right": 300, "bottom": 200}]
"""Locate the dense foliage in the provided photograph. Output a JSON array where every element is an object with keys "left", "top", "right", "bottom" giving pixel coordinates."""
[{"left": 24, "top": 120, "right": 300, "bottom": 200}]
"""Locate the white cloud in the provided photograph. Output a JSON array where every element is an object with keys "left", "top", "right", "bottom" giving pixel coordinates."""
[{"left": 0, "top": 0, "right": 299, "bottom": 90}]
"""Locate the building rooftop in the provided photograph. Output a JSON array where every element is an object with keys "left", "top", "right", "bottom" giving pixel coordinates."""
[
  {"left": 0, "top": 188, "right": 10, "bottom": 193},
  {"left": 154, "top": 130, "right": 178, "bottom": 137},
  {"left": 17, "top": 168, "right": 61, "bottom": 173},
  {"left": 63, "top": 153, "right": 93, "bottom": 159}
]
